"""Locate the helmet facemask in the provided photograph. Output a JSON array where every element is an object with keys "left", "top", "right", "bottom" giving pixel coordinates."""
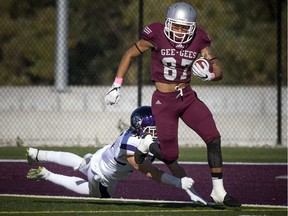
[
  {"left": 164, "top": 2, "right": 197, "bottom": 45},
  {"left": 143, "top": 126, "right": 157, "bottom": 141},
  {"left": 164, "top": 18, "right": 196, "bottom": 44}
]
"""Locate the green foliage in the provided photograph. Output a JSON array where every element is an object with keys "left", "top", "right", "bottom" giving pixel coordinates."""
[
  {"left": 188, "top": 0, "right": 287, "bottom": 86},
  {"left": 0, "top": 0, "right": 55, "bottom": 85},
  {"left": 68, "top": 0, "right": 137, "bottom": 85},
  {"left": 0, "top": 0, "right": 286, "bottom": 86}
]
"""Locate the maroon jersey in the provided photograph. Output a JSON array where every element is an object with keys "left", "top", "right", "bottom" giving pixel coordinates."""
[{"left": 142, "top": 23, "right": 211, "bottom": 84}]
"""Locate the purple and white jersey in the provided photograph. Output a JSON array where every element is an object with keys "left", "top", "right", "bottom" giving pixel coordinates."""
[
  {"left": 89, "top": 129, "right": 140, "bottom": 188},
  {"left": 142, "top": 23, "right": 211, "bottom": 84}
]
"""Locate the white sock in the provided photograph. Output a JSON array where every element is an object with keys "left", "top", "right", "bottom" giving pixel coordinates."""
[
  {"left": 210, "top": 178, "right": 227, "bottom": 203},
  {"left": 46, "top": 172, "right": 90, "bottom": 195},
  {"left": 37, "top": 150, "right": 83, "bottom": 168}
]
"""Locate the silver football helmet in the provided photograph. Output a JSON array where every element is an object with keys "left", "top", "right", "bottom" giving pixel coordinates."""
[{"left": 164, "top": 2, "right": 197, "bottom": 44}]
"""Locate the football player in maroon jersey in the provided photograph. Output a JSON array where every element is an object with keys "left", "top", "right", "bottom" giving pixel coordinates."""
[{"left": 105, "top": 2, "right": 240, "bottom": 207}]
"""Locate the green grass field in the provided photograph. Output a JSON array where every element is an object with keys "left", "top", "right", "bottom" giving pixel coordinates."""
[
  {"left": 0, "top": 195, "right": 287, "bottom": 216},
  {"left": 0, "top": 146, "right": 287, "bottom": 162},
  {"left": 0, "top": 146, "right": 287, "bottom": 216}
]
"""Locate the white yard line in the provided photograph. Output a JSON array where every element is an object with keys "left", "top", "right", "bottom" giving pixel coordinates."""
[{"left": 0, "top": 194, "right": 287, "bottom": 208}]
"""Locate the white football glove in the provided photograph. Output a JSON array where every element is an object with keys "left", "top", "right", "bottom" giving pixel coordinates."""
[
  {"left": 134, "top": 133, "right": 154, "bottom": 164},
  {"left": 185, "top": 187, "right": 207, "bottom": 205},
  {"left": 105, "top": 84, "right": 121, "bottom": 105},
  {"left": 138, "top": 133, "right": 153, "bottom": 154},
  {"left": 192, "top": 57, "right": 214, "bottom": 81},
  {"left": 179, "top": 177, "right": 194, "bottom": 190}
]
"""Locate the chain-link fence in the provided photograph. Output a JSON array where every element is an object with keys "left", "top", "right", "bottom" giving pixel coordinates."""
[{"left": 0, "top": 0, "right": 287, "bottom": 147}]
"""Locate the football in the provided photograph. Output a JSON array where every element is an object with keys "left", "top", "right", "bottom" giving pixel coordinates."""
[{"left": 193, "top": 58, "right": 213, "bottom": 72}]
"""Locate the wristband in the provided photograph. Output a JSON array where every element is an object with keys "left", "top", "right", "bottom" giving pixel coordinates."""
[
  {"left": 211, "top": 73, "right": 215, "bottom": 80},
  {"left": 114, "top": 77, "right": 123, "bottom": 86}
]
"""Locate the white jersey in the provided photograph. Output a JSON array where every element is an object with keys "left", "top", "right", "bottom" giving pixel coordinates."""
[{"left": 88, "top": 129, "right": 141, "bottom": 188}]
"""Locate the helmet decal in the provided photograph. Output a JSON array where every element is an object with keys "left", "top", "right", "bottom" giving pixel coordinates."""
[
  {"left": 130, "top": 106, "right": 156, "bottom": 138},
  {"left": 132, "top": 115, "right": 142, "bottom": 129}
]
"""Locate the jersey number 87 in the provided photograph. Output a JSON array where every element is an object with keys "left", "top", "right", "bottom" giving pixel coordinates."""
[{"left": 162, "top": 57, "right": 192, "bottom": 81}]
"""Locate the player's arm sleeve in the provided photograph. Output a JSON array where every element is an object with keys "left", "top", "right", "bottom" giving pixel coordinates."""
[
  {"left": 118, "top": 143, "right": 137, "bottom": 158},
  {"left": 117, "top": 136, "right": 140, "bottom": 158},
  {"left": 126, "top": 156, "right": 185, "bottom": 188},
  {"left": 197, "top": 29, "right": 212, "bottom": 52},
  {"left": 141, "top": 23, "right": 159, "bottom": 47},
  {"left": 127, "top": 155, "right": 163, "bottom": 180}
]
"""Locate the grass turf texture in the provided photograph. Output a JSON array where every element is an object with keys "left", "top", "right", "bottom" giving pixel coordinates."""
[
  {"left": 0, "top": 146, "right": 287, "bottom": 215},
  {"left": 0, "top": 195, "right": 287, "bottom": 216},
  {"left": 0, "top": 146, "right": 287, "bottom": 162}
]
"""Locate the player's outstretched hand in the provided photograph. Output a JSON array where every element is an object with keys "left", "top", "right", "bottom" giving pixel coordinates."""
[
  {"left": 105, "top": 84, "right": 120, "bottom": 105},
  {"left": 179, "top": 177, "right": 194, "bottom": 190}
]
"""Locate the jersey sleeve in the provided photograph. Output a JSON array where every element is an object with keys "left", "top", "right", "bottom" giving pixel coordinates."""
[
  {"left": 195, "top": 27, "right": 212, "bottom": 51},
  {"left": 141, "top": 23, "right": 163, "bottom": 46},
  {"left": 117, "top": 131, "right": 140, "bottom": 158}
]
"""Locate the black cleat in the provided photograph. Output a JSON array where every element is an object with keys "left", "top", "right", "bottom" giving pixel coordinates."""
[{"left": 223, "top": 194, "right": 241, "bottom": 207}]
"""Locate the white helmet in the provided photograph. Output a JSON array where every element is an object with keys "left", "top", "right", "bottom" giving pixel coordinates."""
[{"left": 164, "top": 2, "right": 197, "bottom": 45}]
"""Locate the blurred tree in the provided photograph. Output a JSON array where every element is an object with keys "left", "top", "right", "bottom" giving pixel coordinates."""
[
  {"left": 68, "top": 0, "right": 136, "bottom": 85},
  {"left": 190, "top": 0, "right": 287, "bottom": 85},
  {"left": 0, "top": 0, "right": 286, "bottom": 86},
  {"left": 0, "top": 0, "right": 55, "bottom": 85}
]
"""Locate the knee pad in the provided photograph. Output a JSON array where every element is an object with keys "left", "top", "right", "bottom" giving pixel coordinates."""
[
  {"left": 162, "top": 149, "right": 178, "bottom": 163},
  {"left": 149, "top": 142, "right": 178, "bottom": 164},
  {"left": 207, "top": 137, "right": 223, "bottom": 168},
  {"left": 159, "top": 136, "right": 179, "bottom": 162},
  {"left": 163, "top": 158, "right": 176, "bottom": 164}
]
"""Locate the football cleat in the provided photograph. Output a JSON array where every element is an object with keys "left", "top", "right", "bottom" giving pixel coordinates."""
[
  {"left": 26, "top": 147, "right": 39, "bottom": 165},
  {"left": 223, "top": 194, "right": 241, "bottom": 207},
  {"left": 27, "top": 166, "right": 49, "bottom": 180},
  {"left": 211, "top": 193, "right": 241, "bottom": 207}
]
